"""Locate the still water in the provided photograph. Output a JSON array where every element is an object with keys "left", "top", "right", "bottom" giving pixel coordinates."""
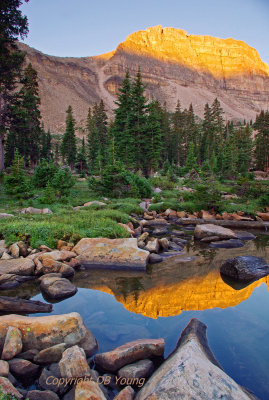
[{"left": 28, "top": 234, "right": 269, "bottom": 399}]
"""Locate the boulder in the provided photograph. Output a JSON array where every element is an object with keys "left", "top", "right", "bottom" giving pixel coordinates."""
[
  {"left": 9, "top": 243, "right": 20, "bottom": 258},
  {"left": 21, "top": 207, "right": 52, "bottom": 214},
  {"left": 1, "top": 326, "right": 23, "bottom": 360},
  {"left": 0, "top": 360, "right": 9, "bottom": 377},
  {"left": 0, "top": 213, "right": 14, "bottom": 218},
  {"left": 75, "top": 380, "right": 106, "bottom": 400},
  {"left": 194, "top": 224, "right": 237, "bottom": 240},
  {"left": 26, "top": 390, "right": 60, "bottom": 400},
  {"left": 0, "top": 376, "right": 22, "bottom": 398},
  {"left": 38, "top": 250, "right": 76, "bottom": 262},
  {"left": 73, "top": 238, "right": 149, "bottom": 270},
  {"left": 40, "top": 257, "right": 75, "bottom": 277},
  {"left": 220, "top": 256, "right": 269, "bottom": 281},
  {"left": 257, "top": 211, "right": 269, "bottom": 221},
  {"left": 118, "top": 359, "right": 154, "bottom": 380},
  {"left": 95, "top": 339, "right": 164, "bottom": 372},
  {"left": 0, "top": 258, "right": 35, "bottom": 276},
  {"left": 34, "top": 343, "right": 67, "bottom": 364},
  {"left": 0, "top": 313, "right": 98, "bottom": 356},
  {"left": 40, "top": 275, "right": 77, "bottom": 300},
  {"left": 59, "top": 345, "right": 90, "bottom": 378},
  {"left": 8, "top": 358, "right": 40, "bottom": 381},
  {"left": 83, "top": 201, "right": 106, "bottom": 207},
  {"left": 0, "top": 240, "right": 7, "bottom": 257},
  {"left": 209, "top": 239, "right": 244, "bottom": 248},
  {"left": 145, "top": 238, "right": 160, "bottom": 253},
  {"left": 0, "top": 274, "right": 33, "bottom": 289},
  {"left": 135, "top": 319, "right": 255, "bottom": 400},
  {"left": 114, "top": 386, "right": 135, "bottom": 400}
]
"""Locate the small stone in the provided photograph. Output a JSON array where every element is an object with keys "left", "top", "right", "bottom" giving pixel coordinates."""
[
  {"left": 1, "top": 252, "right": 12, "bottom": 260},
  {"left": 0, "top": 360, "right": 9, "bottom": 377},
  {"left": 145, "top": 238, "right": 160, "bottom": 253},
  {"left": 8, "top": 358, "right": 40, "bottom": 382},
  {"left": 1, "top": 326, "right": 23, "bottom": 360},
  {"left": 17, "top": 241, "right": 29, "bottom": 257},
  {"left": 57, "top": 240, "right": 68, "bottom": 250},
  {"left": 34, "top": 343, "right": 67, "bottom": 364},
  {"left": 118, "top": 359, "right": 154, "bottom": 380},
  {"left": 158, "top": 238, "right": 169, "bottom": 250},
  {"left": 26, "top": 390, "right": 60, "bottom": 400},
  {"left": 114, "top": 386, "right": 135, "bottom": 400},
  {"left": 0, "top": 376, "right": 22, "bottom": 398},
  {"left": 75, "top": 380, "right": 106, "bottom": 400},
  {"left": 59, "top": 345, "right": 90, "bottom": 378},
  {"left": 19, "top": 349, "right": 39, "bottom": 361},
  {"left": 149, "top": 254, "right": 163, "bottom": 264},
  {"left": 9, "top": 243, "right": 20, "bottom": 258},
  {"left": 170, "top": 230, "right": 185, "bottom": 237},
  {"left": 138, "top": 232, "right": 149, "bottom": 243},
  {"left": 152, "top": 228, "right": 169, "bottom": 236}
]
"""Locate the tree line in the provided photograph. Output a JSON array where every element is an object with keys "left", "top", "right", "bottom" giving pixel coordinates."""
[{"left": 1, "top": 1, "right": 268, "bottom": 175}]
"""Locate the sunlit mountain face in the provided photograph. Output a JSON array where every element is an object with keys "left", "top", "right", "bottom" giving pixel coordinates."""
[{"left": 19, "top": 26, "right": 269, "bottom": 133}]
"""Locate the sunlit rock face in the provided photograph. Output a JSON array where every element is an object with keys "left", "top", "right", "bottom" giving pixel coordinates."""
[
  {"left": 73, "top": 241, "right": 269, "bottom": 319},
  {"left": 20, "top": 25, "right": 269, "bottom": 132}
]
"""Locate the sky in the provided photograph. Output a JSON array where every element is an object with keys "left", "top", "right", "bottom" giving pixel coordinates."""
[{"left": 20, "top": 0, "right": 269, "bottom": 64}]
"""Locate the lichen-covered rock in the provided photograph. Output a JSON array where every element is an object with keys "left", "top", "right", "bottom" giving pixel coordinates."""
[
  {"left": 135, "top": 319, "right": 256, "bottom": 400},
  {"left": 73, "top": 238, "right": 149, "bottom": 270},
  {"left": 95, "top": 339, "right": 164, "bottom": 372},
  {"left": 0, "top": 313, "right": 98, "bottom": 356},
  {"left": 220, "top": 256, "right": 269, "bottom": 281},
  {"left": 59, "top": 345, "right": 90, "bottom": 378},
  {"left": 1, "top": 326, "right": 22, "bottom": 360},
  {"left": 75, "top": 380, "right": 107, "bottom": 400},
  {"left": 194, "top": 224, "right": 237, "bottom": 240},
  {"left": 0, "top": 376, "right": 22, "bottom": 398}
]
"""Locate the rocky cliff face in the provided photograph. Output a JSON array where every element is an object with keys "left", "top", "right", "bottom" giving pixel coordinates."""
[{"left": 20, "top": 26, "right": 269, "bottom": 132}]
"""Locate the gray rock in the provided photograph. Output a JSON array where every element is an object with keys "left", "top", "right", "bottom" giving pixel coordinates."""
[
  {"left": 152, "top": 228, "right": 169, "bottom": 236},
  {"left": 8, "top": 358, "right": 40, "bottom": 382},
  {"left": 209, "top": 239, "right": 244, "bottom": 248},
  {"left": 19, "top": 349, "right": 39, "bottom": 361},
  {"left": 220, "top": 256, "right": 269, "bottom": 281},
  {"left": 194, "top": 224, "right": 237, "bottom": 240},
  {"left": 0, "top": 240, "right": 7, "bottom": 257},
  {"left": 135, "top": 318, "right": 256, "bottom": 400},
  {"left": 170, "top": 230, "right": 185, "bottom": 237},
  {"left": 158, "top": 237, "right": 169, "bottom": 250},
  {"left": 234, "top": 231, "right": 256, "bottom": 241},
  {"left": 145, "top": 239, "right": 160, "bottom": 253},
  {"left": 40, "top": 275, "right": 77, "bottom": 300},
  {"left": 63, "top": 387, "right": 75, "bottom": 400},
  {"left": 118, "top": 359, "right": 154, "bottom": 380},
  {"left": 0, "top": 258, "right": 35, "bottom": 276},
  {"left": 34, "top": 343, "right": 67, "bottom": 364},
  {"left": 0, "top": 274, "right": 33, "bottom": 289},
  {"left": 1, "top": 252, "right": 12, "bottom": 260},
  {"left": 26, "top": 390, "right": 60, "bottom": 400},
  {"left": 148, "top": 254, "right": 163, "bottom": 264},
  {"left": 0, "top": 213, "right": 14, "bottom": 218},
  {"left": 200, "top": 236, "right": 221, "bottom": 243}
]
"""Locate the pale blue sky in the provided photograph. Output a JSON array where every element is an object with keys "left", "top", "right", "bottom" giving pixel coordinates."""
[{"left": 20, "top": 0, "right": 269, "bottom": 64}]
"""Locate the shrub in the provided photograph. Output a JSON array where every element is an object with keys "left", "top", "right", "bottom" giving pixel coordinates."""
[
  {"left": 4, "top": 151, "right": 32, "bottom": 199},
  {"left": 51, "top": 168, "right": 75, "bottom": 198},
  {"left": 32, "top": 159, "right": 58, "bottom": 187},
  {"left": 148, "top": 176, "right": 176, "bottom": 190}
]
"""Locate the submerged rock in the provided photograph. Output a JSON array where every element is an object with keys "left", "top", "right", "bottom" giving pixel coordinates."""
[
  {"left": 234, "top": 231, "right": 256, "bottom": 241},
  {"left": 95, "top": 338, "right": 164, "bottom": 372},
  {"left": 73, "top": 238, "right": 149, "bottom": 270},
  {"left": 220, "top": 256, "right": 269, "bottom": 281},
  {"left": 194, "top": 224, "right": 237, "bottom": 240},
  {"left": 209, "top": 239, "right": 245, "bottom": 248},
  {"left": 148, "top": 254, "right": 163, "bottom": 264},
  {"left": 135, "top": 318, "right": 256, "bottom": 400}
]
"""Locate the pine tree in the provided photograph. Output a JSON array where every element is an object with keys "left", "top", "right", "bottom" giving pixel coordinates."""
[
  {"left": 61, "top": 105, "right": 77, "bottom": 168},
  {"left": 185, "top": 142, "right": 198, "bottom": 172},
  {"left": 253, "top": 110, "right": 269, "bottom": 171},
  {"left": 0, "top": 0, "right": 29, "bottom": 170},
  {"left": 171, "top": 100, "right": 184, "bottom": 165},
  {"left": 144, "top": 100, "right": 162, "bottom": 176},
  {"left": 76, "top": 136, "right": 87, "bottom": 174},
  {"left": 235, "top": 124, "right": 253, "bottom": 173}
]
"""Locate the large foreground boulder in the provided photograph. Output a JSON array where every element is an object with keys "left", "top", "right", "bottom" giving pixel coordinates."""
[
  {"left": 194, "top": 224, "right": 237, "bottom": 240},
  {"left": 136, "top": 319, "right": 256, "bottom": 400},
  {"left": 0, "top": 313, "right": 98, "bottom": 356},
  {"left": 220, "top": 256, "right": 269, "bottom": 281},
  {"left": 73, "top": 238, "right": 149, "bottom": 270}
]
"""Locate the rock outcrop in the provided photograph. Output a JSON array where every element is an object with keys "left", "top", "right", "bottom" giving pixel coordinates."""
[
  {"left": 19, "top": 25, "right": 269, "bottom": 133},
  {"left": 135, "top": 318, "right": 257, "bottom": 400}
]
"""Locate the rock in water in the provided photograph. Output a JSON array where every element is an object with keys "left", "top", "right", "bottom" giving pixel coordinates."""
[
  {"left": 209, "top": 239, "right": 245, "bottom": 248},
  {"left": 220, "top": 256, "right": 269, "bottom": 281},
  {"left": 95, "top": 339, "right": 164, "bottom": 372},
  {"left": 40, "top": 275, "right": 77, "bottom": 300},
  {"left": 73, "top": 238, "right": 149, "bottom": 270},
  {"left": 0, "top": 313, "right": 98, "bottom": 356},
  {"left": 118, "top": 359, "right": 154, "bottom": 379},
  {"left": 135, "top": 318, "right": 256, "bottom": 400},
  {"left": 194, "top": 224, "right": 237, "bottom": 240}
]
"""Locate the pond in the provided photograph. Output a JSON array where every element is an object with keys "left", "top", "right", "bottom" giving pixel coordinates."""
[{"left": 3, "top": 232, "right": 269, "bottom": 399}]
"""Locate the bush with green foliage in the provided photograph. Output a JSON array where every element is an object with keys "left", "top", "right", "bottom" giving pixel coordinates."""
[
  {"left": 193, "top": 180, "right": 222, "bottom": 211},
  {"left": 88, "top": 162, "right": 152, "bottom": 198},
  {"left": 148, "top": 176, "right": 176, "bottom": 190},
  {"left": 51, "top": 168, "right": 75, "bottom": 199},
  {"left": 0, "top": 387, "right": 19, "bottom": 400},
  {"left": 4, "top": 151, "right": 32, "bottom": 199},
  {"left": 32, "top": 159, "right": 58, "bottom": 187}
]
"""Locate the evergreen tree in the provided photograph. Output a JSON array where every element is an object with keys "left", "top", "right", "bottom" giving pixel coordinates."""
[
  {"left": 40, "top": 128, "right": 52, "bottom": 161},
  {"left": 0, "top": 0, "right": 29, "bottom": 170},
  {"left": 235, "top": 124, "right": 253, "bottom": 173},
  {"left": 185, "top": 142, "right": 198, "bottom": 172},
  {"left": 61, "top": 105, "right": 77, "bottom": 168},
  {"left": 253, "top": 110, "right": 269, "bottom": 171},
  {"left": 76, "top": 136, "right": 87, "bottom": 174},
  {"left": 171, "top": 100, "right": 184, "bottom": 165},
  {"left": 144, "top": 100, "right": 162, "bottom": 176}
]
